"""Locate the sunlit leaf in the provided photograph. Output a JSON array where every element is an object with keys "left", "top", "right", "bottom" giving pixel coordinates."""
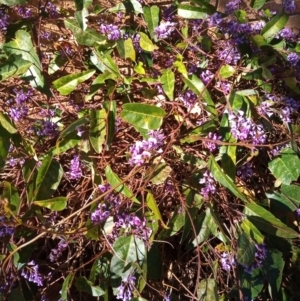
[
  {"left": 0, "top": 0, "right": 26, "bottom": 5},
  {"left": 261, "top": 12, "right": 288, "bottom": 39},
  {"left": 89, "top": 109, "right": 106, "bottom": 154},
  {"left": 143, "top": 6, "right": 160, "bottom": 39},
  {"left": 250, "top": 0, "right": 267, "bottom": 9},
  {"left": 160, "top": 69, "right": 175, "bottom": 101},
  {"left": 0, "top": 55, "right": 31, "bottom": 81},
  {"left": 103, "top": 100, "right": 116, "bottom": 150},
  {"left": 197, "top": 278, "right": 219, "bottom": 301},
  {"left": 61, "top": 273, "right": 74, "bottom": 301},
  {"left": 178, "top": 4, "right": 208, "bottom": 19},
  {"left": 146, "top": 192, "right": 168, "bottom": 229},
  {"left": 240, "top": 219, "right": 264, "bottom": 244},
  {"left": 117, "top": 38, "right": 136, "bottom": 61},
  {"left": 2, "top": 182, "right": 21, "bottom": 215},
  {"left": 0, "top": 125, "right": 11, "bottom": 170},
  {"left": 48, "top": 53, "right": 68, "bottom": 75},
  {"left": 0, "top": 112, "right": 17, "bottom": 134},
  {"left": 34, "top": 197, "right": 67, "bottom": 211},
  {"left": 139, "top": 32, "right": 158, "bottom": 52},
  {"left": 219, "top": 64, "right": 235, "bottom": 79},
  {"left": 281, "top": 184, "right": 300, "bottom": 206}
]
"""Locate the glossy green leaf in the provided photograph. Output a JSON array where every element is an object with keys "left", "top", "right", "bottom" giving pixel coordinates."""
[
  {"left": 48, "top": 53, "right": 68, "bottom": 75},
  {"left": 173, "top": 55, "right": 188, "bottom": 76},
  {"left": 197, "top": 278, "right": 219, "bottom": 301},
  {"left": 268, "top": 149, "right": 300, "bottom": 186},
  {"left": 35, "top": 154, "right": 64, "bottom": 200},
  {"left": 93, "top": 50, "right": 120, "bottom": 75},
  {"left": 0, "top": 112, "right": 17, "bottom": 134},
  {"left": 250, "top": 0, "right": 267, "bottom": 9},
  {"left": 50, "top": 132, "right": 81, "bottom": 156},
  {"left": 143, "top": 6, "right": 160, "bottom": 39},
  {"left": 0, "top": 125, "right": 11, "bottom": 170},
  {"left": 237, "top": 232, "right": 256, "bottom": 266},
  {"left": 75, "top": 8, "right": 89, "bottom": 31},
  {"left": 59, "top": 117, "right": 89, "bottom": 140},
  {"left": 0, "top": 0, "right": 26, "bottom": 5},
  {"left": 75, "top": 276, "right": 105, "bottom": 296},
  {"left": 146, "top": 192, "right": 168, "bottom": 229},
  {"left": 103, "top": 100, "right": 116, "bottom": 150},
  {"left": 3, "top": 30, "right": 50, "bottom": 94},
  {"left": 134, "top": 61, "right": 146, "bottom": 74},
  {"left": 139, "top": 32, "right": 158, "bottom": 52},
  {"left": 105, "top": 165, "right": 139, "bottom": 203},
  {"left": 0, "top": 55, "right": 31, "bottom": 81},
  {"left": 261, "top": 12, "right": 288, "bottom": 39},
  {"left": 240, "top": 219, "right": 264, "bottom": 244},
  {"left": 117, "top": 38, "right": 136, "bottom": 61},
  {"left": 219, "top": 64, "right": 235, "bottom": 79},
  {"left": 160, "top": 69, "right": 175, "bottom": 101},
  {"left": 121, "top": 103, "right": 166, "bottom": 130},
  {"left": 52, "top": 69, "right": 95, "bottom": 96},
  {"left": 89, "top": 109, "right": 106, "bottom": 154},
  {"left": 110, "top": 235, "right": 146, "bottom": 281},
  {"left": 2, "top": 182, "right": 21, "bottom": 215},
  {"left": 244, "top": 203, "right": 299, "bottom": 238},
  {"left": 61, "top": 273, "right": 74, "bottom": 301},
  {"left": 65, "top": 19, "right": 107, "bottom": 46},
  {"left": 266, "top": 191, "right": 297, "bottom": 212},
  {"left": 178, "top": 4, "right": 208, "bottom": 19},
  {"left": 34, "top": 197, "right": 67, "bottom": 211},
  {"left": 182, "top": 74, "right": 217, "bottom": 116},
  {"left": 281, "top": 184, "right": 300, "bottom": 206},
  {"left": 208, "top": 156, "right": 250, "bottom": 203}
]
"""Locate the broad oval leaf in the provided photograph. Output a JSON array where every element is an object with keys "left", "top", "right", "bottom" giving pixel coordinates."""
[
  {"left": 197, "top": 278, "right": 219, "bottom": 301},
  {"left": 74, "top": 276, "right": 105, "bottom": 297},
  {"left": 0, "top": 55, "right": 31, "bottom": 81},
  {"left": 250, "top": 0, "right": 267, "bottom": 9},
  {"left": 52, "top": 70, "right": 95, "bottom": 95},
  {"left": 160, "top": 69, "right": 175, "bottom": 101},
  {"left": 89, "top": 109, "right": 106, "bottom": 154},
  {"left": 261, "top": 12, "right": 288, "bottom": 39},
  {"left": 219, "top": 64, "right": 235, "bottom": 79},
  {"left": 117, "top": 38, "right": 136, "bottom": 61},
  {"left": 139, "top": 32, "right": 158, "bottom": 52},
  {"left": 34, "top": 196, "right": 67, "bottom": 211},
  {"left": 237, "top": 232, "right": 256, "bottom": 266},
  {"left": 121, "top": 103, "right": 166, "bottom": 130},
  {"left": 143, "top": 6, "right": 160, "bottom": 39}
]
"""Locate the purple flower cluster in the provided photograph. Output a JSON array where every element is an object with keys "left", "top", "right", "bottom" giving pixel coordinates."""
[
  {"left": 199, "top": 171, "right": 216, "bottom": 198},
  {"left": 204, "top": 132, "right": 222, "bottom": 152},
  {"left": 21, "top": 261, "right": 44, "bottom": 286},
  {"left": 200, "top": 70, "right": 214, "bottom": 85},
  {"left": 36, "top": 120, "right": 58, "bottom": 136},
  {"left": 242, "top": 243, "right": 267, "bottom": 273},
  {"left": 68, "top": 155, "right": 82, "bottom": 180},
  {"left": 8, "top": 88, "right": 33, "bottom": 122},
  {"left": 0, "top": 217, "right": 14, "bottom": 239},
  {"left": 277, "top": 28, "right": 296, "bottom": 40},
  {"left": 129, "top": 130, "right": 165, "bottom": 166},
  {"left": 278, "top": 97, "right": 300, "bottom": 123},
  {"left": 16, "top": 5, "right": 32, "bottom": 18},
  {"left": 100, "top": 24, "right": 122, "bottom": 40},
  {"left": 0, "top": 9, "right": 9, "bottom": 31},
  {"left": 162, "top": 5, "right": 176, "bottom": 21},
  {"left": 270, "top": 144, "right": 289, "bottom": 156},
  {"left": 287, "top": 52, "right": 299, "bottom": 67},
  {"left": 116, "top": 274, "right": 136, "bottom": 301},
  {"left": 215, "top": 80, "right": 231, "bottom": 95},
  {"left": 49, "top": 239, "right": 68, "bottom": 262},
  {"left": 91, "top": 184, "right": 121, "bottom": 224},
  {"left": 154, "top": 21, "right": 177, "bottom": 39},
  {"left": 220, "top": 252, "right": 236, "bottom": 272},
  {"left": 283, "top": 0, "right": 296, "bottom": 13},
  {"left": 296, "top": 208, "right": 300, "bottom": 216},
  {"left": 217, "top": 42, "right": 241, "bottom": 65},
  {"left": 42, "top": 2, "right": 59, "bottom": 18},
  {"left": 237, "top": 163, "right": 254, "bottom": 181},
  {"left": 228, "top": 111, "right": 266, "bottom": 144},
  {"left": 225, "top": 0, "right": 241, "bottom": 15},
  {"left": 179, "top": 89, "right": 197, "bottom": 109}
]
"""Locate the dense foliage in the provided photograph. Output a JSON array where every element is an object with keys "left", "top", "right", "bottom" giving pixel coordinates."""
[{"left": 0, "top": 0, "right": 300, "bottom": 300}]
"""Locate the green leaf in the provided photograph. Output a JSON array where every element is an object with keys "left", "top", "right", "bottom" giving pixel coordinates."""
[
  {"left": 0, "top": 0, "right": 25, "bottom": 5},
  {"left": 283, "top": 77, "right": 300, "bottom": 95},
  {"left": 52, "top": 69, "right": 95, "bottom": 95},
  {"left": 261, "top": 12, "right": 289, "bottom": 39},
  {"left": 0, "top": 112, "right": 17, "bottom": 134},
  {"left": 268, "top": 149, "right": 300, "bottom": 186},
  {"left": 7, "top": 286, "right": 26, "bottom": 301},
  {"left": 74, "top": 0, "right": 92, "bottom": 10},
  {"left": 244, "top": 203, "right": 299, "bottom": 238},
  {"left": 34, "top": 197, "right": 67, "bottom": 211},
  {"left": 208, "top": 156, "right": 250, "bottom": 203},
  {"left": 48, "top": 53, "right": 68, "bottom": 75},
  {"left": 250, "top": 0, "right": 267, "bottom": 9},
  {"left": 266, "top": 191, "right": 297, "bottom": 212},
  {"left": 103, "top": 100, "right": 116, "bottom": 150},
  {"left": 110, "top": 235, "right": 146, "bottom": 281},
  {"left": 65, "top": 19, "right": 107, "bottom": 46},
  {"left": 93, "top": 50, "right": 120, "bottom": 75},
  {"left": 139, "top": 32, "right": 158, "bottom": 52},
  {"left": 134, "top": 61, "right": 146, "bottom": 74},
  {"left": 75, "top": 8, "right": 89, "bottom": 31},
  {"left": 178, "top": 4, "right": 208, "bottom": 19},
  {"left": 61, "top": 273, "right": 74, "bottom": 301},
  {"left": 173, "top": 55, "right": 188, "bottom": 76},
  {"left": 281, "top": 184, "right": 300, "bottom": 206},
  {"left": 50, "top": 132, "right": 81, "bottom": 156},
  {"left": 182, "top": 74, "right": 217, "bottom": 116},
  {"left": 121, "top": 103, "right": 166, "bottom": 130},
  {"left": 59, "top": 117, "right": 89, "bottom": 140},
  {"left": 147, "top": 162, "right": 172, "bottom": 185},
  {"left": 117, "top": 38, "right": 136, "bottom": 61},
  {"left": 35, "top": 154, "right": 64, "bottom": 201},
  {"left": 2, "top": 182, "right": 21, "bottom": 215},
  {"left": 265, "top": 250, "right": 284, "bottom": 300},
  {"left": 160, "top": 69, "right": 175, "bottom": 101},
  {"left": 0, "top": 125, "right": 11, "bottom": 170},
  {"left": 143, "top": 6, "right": 160, "bottom": 39},
  {"left": 237, "top": 232, "right": 256, "bottom": 266},
  {"left": 240, "top": 219, "right": 264, "bottom": 244},
  {"left": 197, "top": 278, "right": 219, "bottom": 301},
  {"left": 3, "top": 30, "right": 50, "bottom": 94},
  {"left": 22, "top": 159, "right": 37, "bottom": 203},
  {"left": 146, "top": 192, "right": 168, "bottom": 229},
  {"left": 0, "top": 55, "right": 31, "bottom": 81},
  {"left": 89, "top": 109, "right": 106, "bottom": 154},
  {"left": 75, "top": 276, "right": 105, "bottom": 296},
  {"left": 105, "top": 165, "right": 139, "bottom": 203},
  {"left": 219, "top": 64, "right": 235, "bottom": 79}
]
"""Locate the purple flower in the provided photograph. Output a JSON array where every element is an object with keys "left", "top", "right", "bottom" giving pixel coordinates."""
[
  {"left": 283, "top": 0, "right": 296, "bottom": 13},
  {"left": 208, "top": 12, "right": 223, "bottom": 26},
  {"left": 257, "top": 100, "right": 274, "bottom": 117},
  {"left": 36, "top": 120, "right": 58, "bottom": 136},
  {"left": 42, "top": 2, "right": 59, "bottom": 18},
  {"left": 0, "top": 217, "right": 14, "bottom": 239},
  {"left": 100, "top": 24, "right": 122, "bottom": 40},
  {"left": 154, "top": 21, "right": 177, "bottom": 39},
  {"left": 277, "top": 28, "right": 296, "bottom": 40},
  {"left": 16, "top": 5, "right": 32, "bottom": 18},
  {"left": 296, "top": 208, "right": 300, "bottom": 216},
  {"left": 199, "top": 171, "right": 216, "bottom": 198},
  {"left": 68, "top": 155, "right": 82, "bottom": 180},
  {"left": 220, "top": 252, "right": 235, "bottom": 272},
  {"left": 40, "top": 31, "right": 51, "bottom": 39},
  {"left": 287, "top": 52, "right": 299, "bottom": 67},
  {"left": 270, "top": 144, "right": 289, "bottom": 156},
  {"left": 200, "top": 70, "right": 214, "bottom": 85},
  {"left": 49, "top": 239, "right": 68, "bottom": 262},
  {"left": 204, "top": 132, "right": 222, "bottom": 152},
  {"left": 217, "top": 42, "right": 241, "bottom": 65},
  {"left": 242, "top": 243, "right": 267, "bottom": 274},
  {"left": 179, "top": 89, "right": 197, "bottom": 109},
  {"left": 0, "top": 9, "right": 9, "bottom": 31},
  {"left": 237, "top": 163, "right": 254, "bottom": 181},
  {"left": 21, "top": 261, "right": 44, "bottom": 286},
  {"left": 225, "top": 0, "right": 241, "bottom": 15},
  {"left": 162, "top": 5, "right": 176, "bottom": 21},
  {"left": 116, "top": 274, "right": 136, "bottom": 301}
]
